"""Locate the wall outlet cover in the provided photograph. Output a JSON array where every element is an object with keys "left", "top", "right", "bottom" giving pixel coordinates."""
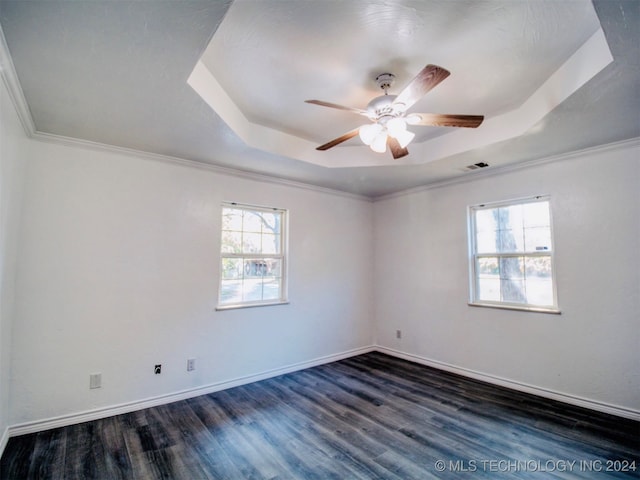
[
  {"left": 187, "top": 358, "right": 196, "bottom": 371},
  {"left": 89, "top": 373, "right": 102, "bottom": 389}
]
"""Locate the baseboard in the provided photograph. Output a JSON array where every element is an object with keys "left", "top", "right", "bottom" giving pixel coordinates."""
[
  {"left": 8, "top": 345, "right": 376, "bottom": 438},
  {"left": 376, "top": 346, "right": 640, "bottom": 421},
  {"left": 0, "top": 425, "right": 9, "bottom": 458},
  {"left": 6, "top": 343, "right": 637, "bottom": 444}
]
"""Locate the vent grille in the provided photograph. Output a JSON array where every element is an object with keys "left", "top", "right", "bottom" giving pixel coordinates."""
[{"left": 463, "top": 162, "right": 490, "bottom": 171}]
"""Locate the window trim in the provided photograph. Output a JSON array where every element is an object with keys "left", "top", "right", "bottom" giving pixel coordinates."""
[
  {"left": 216, "top": 202, "right": 289, "bottom": 310},
  {"left": 467, "top": 195, "right": 561, "bottom": 314}
]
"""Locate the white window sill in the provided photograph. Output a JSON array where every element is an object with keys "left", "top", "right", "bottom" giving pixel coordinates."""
[
  {"left": 468, "top": 302, "right": 561, "bottom": 315},
  {"left": 216, "top": 300, "right": 289, "bottom": 311}
]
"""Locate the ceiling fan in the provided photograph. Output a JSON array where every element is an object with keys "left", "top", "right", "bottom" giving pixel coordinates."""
[{"left": 305, "top": 64, "right": 484, "bottom": 159}]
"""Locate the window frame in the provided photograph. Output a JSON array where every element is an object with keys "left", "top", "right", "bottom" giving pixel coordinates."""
[
  {"left": 467, "top": 195, "right": 560, "bottom": 314},
  {"left": 217, "top": 202, "right": 288, "bottom": 310}
]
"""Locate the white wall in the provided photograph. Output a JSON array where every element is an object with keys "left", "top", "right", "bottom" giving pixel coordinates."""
[
  {"left": 374, "top": 143, "right": 640, "bottom": 412},
  {"left": 9, "top": 138, "right": 374, "bottom": 425},
  {"left": 3, "top": 67, "right": 638, "bottom": 430},
  {"left": 0, "top": 79, "right": 28, "bottom": 443}
]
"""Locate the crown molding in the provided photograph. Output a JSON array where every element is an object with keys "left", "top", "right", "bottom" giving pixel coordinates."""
[
  {"left": 0, "top": 24, "right": 368, "bottom": 203},
  {"left": 31, "top": 131, "right": 371, "bottom": 202},
  {"left": 373, "top": 136, "right": 640, "bottom": 202},
  {"left": 3, "top": 21, "right": 636, "bottom": 204},
  {"left": 0, "top": 25, "right": 36, "bottom": 135}
]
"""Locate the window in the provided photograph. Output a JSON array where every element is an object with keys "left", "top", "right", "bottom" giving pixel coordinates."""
[
  {"left": 468, "top": 196, "right": 559, "bottom": 313},
  {"left": 218, "top": 203, "right": 287, "bottom": 309}
]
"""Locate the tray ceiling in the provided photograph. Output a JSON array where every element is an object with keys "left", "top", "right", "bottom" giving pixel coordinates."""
[{"left": 0, "top": 0, "right": 638, "bottom": 197}]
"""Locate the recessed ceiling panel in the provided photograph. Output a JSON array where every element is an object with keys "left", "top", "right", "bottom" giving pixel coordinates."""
[
  {"left": 1, "top": 0, "right": 635, "bottom": 197},
  {"left": 200, "top": 0, "right": 601, "bottom": 145}
]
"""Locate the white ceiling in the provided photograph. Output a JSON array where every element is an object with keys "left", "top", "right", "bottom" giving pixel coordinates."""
[{"left": 1, "top": 0, "right": 638, "bottom": 197}]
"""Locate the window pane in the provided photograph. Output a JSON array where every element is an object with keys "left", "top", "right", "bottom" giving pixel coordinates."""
[
  {"left": 244, "top": 258, "right": 269, "bottom": 276},
  {"left": 220, "top": 279, "right": 242, "bottom": 304},
  {"left": 525, "top": 256, "right": 551, "bottom": 278},
  {"left": 477, "top": 257, "right": 498, "bottom": 275},
  {"left": 494, "top": 206, "right": 524, "bottom": 253},
  {"left": 222, "top": 208, "right": 243, "bottom": 231},
  {"left": 497, "top": 229, "right": 524, "bottom": 253},
  {"left": 221, "top": 258, "right": 242, "bottom": 279},
  {"left": 476, "top": 229, "right": 497, "bottom": 254},
  {"left": 478, "top": 277, "right": 500, "bottom": 301},
  {"left": 525, "top": 256, "right": 554, "bottom": 305},
  {"left": 262, "top": 277, "right": 281, "bottom": 301},
  {"left": 242, "top": 277, "right": 264, "bottom": 302},
  {"left": 242, "top": 232, "right": 262, "bottom": 254},
  {"left": 261, "top": 233, "right": 280, "bottom": 254},
  {"left": 524, "top": 226, "right": 552, "bottom": 252},
  {"left": 475, "top": 209, "right": 495, "bottom": 232},
  {"left": 477, "top": 257, "right": 499, "bottom": 301},
  {"left": 243, "top": 211, "right": 264, "bottom": 233},
  {"left": 221, "top": 231, "right": 242, "bottom": 254},
  {"left": 498, "top": 256, "right": 526, "bottom": 303},
  {"left": 523, "top": 201, "right": 550, "bottom": 228},
  {"left": 497, "top": 205, "right": 524, "bottom": 231},
  {"left": 260, "top": 212, "right": 280, "bottom": 234},
  {"left": 499, "top": 256, "right": 524, "bottom": 280},
  {"left": 266, "top": 258, "right": 282, "bottom": 277},
  {"left": 501, "top": 278, "right": 526, "bottom": 303},
  {"left": 525, "top": 277, "right": 554, "bottom": 306}
]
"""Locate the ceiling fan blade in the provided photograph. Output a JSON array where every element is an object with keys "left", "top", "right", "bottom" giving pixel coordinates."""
[
  {"left": 305, "top": 100, "right": 369, "bottom": 117},
  {"left": 387, "top": 137, "right": 409, "bottom": 159},
  {"left": 316, "top": 128, "right": 360, "bottom": 150},
  {"left": 409, "top": 113, "right": 484, "bottom": 128},
  {"left": 393, "top": 65, "right": 451, "bottom": 111}
]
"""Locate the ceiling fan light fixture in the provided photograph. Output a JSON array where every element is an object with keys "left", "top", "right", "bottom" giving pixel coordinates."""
[
  {"left": 359, "top": 123, "right": 383, "bottom": 145},
  {"left": 386, "top": 117, "right": 407, "bottom": 136},
  {"left": 370, "top": 132, "right": 388, "bottom": 153},
  {"left": 391, "top": 128, "right": 415, "bottom": 149},
  {"left": 386, "top": 117, "right": 415, "bottom": 148}
]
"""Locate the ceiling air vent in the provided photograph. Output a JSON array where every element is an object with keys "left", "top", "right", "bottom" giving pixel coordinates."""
[{"left": 463, "top": 162, "right": 490, "bottom": 171}]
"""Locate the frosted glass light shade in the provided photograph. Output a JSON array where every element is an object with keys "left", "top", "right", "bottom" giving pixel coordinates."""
[
  {"left": 386, "top": 117, "right": 415, "bottom": 148},
  {"left": 370, "top": 132, "right": 388, "bottom": 153},
  {"left": 386, "top": 117, "right": 407, "bottom": 137},
  {"left": 392, "top": 128, "right": 415, "bottom": 148},
  {"left": 359, "top": 123, "right": 383, "bottom": 145}
]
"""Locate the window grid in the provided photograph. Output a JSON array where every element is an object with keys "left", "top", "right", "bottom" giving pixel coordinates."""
[
  {"left": 469, "top": 197, "right": 559, "bottom": 313},
  {"left": 218, "top": 203, "right": 287, "bottom": 309}
]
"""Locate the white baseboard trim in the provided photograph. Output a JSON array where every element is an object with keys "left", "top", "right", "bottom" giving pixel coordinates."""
[
  {"left": 4, "top": 343, "right": 638, "bottom": 450},
  {"left": 7, "top": 345, "right": 375, "bottom": 439},
  {"left": 0, "top": 426, "right": 9, "bottom": 457},
  {"left": 376, "top": 346, "right": 640, "bottom": 421}
]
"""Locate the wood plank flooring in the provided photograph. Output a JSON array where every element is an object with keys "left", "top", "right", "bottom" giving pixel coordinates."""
[{"left": 2, "top": 352, "right": 638, "bottom": 479}]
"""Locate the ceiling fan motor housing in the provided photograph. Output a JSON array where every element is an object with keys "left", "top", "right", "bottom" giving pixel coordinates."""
[{"left": 367, "top": 94, "right": 399, "bottom": 121}]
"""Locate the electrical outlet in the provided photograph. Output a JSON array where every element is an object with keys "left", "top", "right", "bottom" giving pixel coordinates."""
[
  {"left": 154, "top": 364, "right": 161, "bottom": 374},
  {"left": 89, "top": 373, "right": 102, "bottom": 389},
  {"left": 187, "top": 358, "right": 195, "bottom": 372},
  {"left": 396, "top": 330, "right": 402, "bottom": 339}
]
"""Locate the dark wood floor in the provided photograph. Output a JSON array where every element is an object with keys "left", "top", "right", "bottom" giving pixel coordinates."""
[{"left": 2, "top": 352, "right": 638, "bottom": 479}]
